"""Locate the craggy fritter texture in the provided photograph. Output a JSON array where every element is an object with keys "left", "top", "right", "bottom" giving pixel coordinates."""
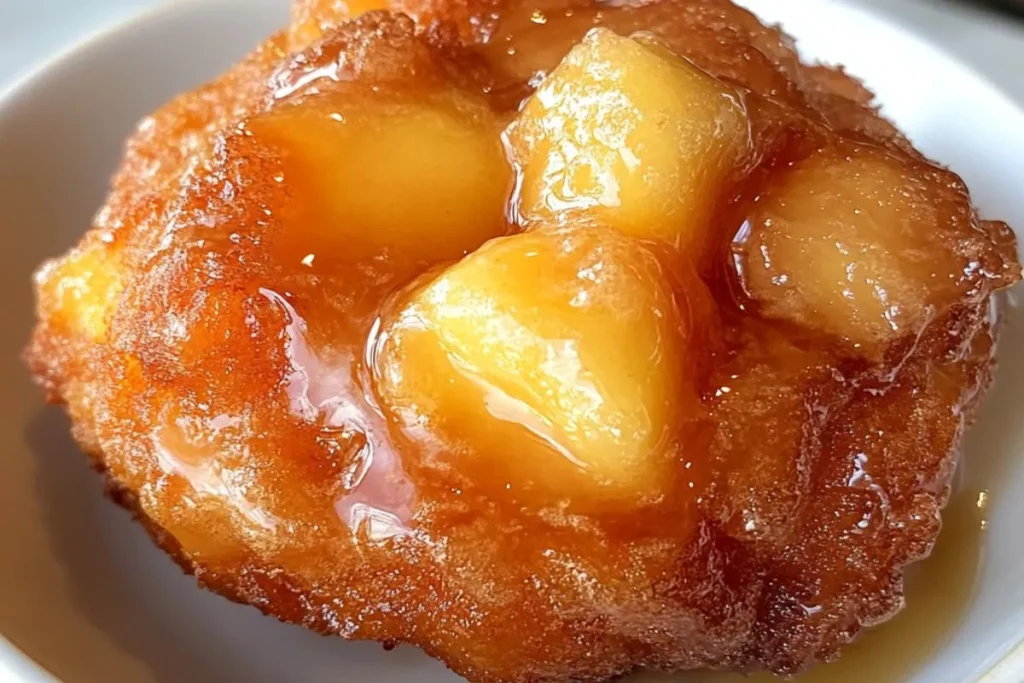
[{"left": 26, "top": 1, "right": 1021, "bottom": 682}]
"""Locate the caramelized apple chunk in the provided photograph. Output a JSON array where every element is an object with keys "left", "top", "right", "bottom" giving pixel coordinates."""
[
  {"left": 735, "top": 146, "right": 994, "bottom": 348},
  {"left": 247, "top": 88, "right": 511, "bottom": 267},
  {"left": 507, "top": 29, "right": 751, "bottom": 258},
  {"left": 35, "top": 238, "right": 122, "bottom": 343},
  {"left": 373, "top": 226, "right": 701, "bottom": 504}
]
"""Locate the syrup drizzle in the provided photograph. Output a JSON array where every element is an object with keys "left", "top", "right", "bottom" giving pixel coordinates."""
[{"left": 263, "top": 287, "right": 416, "bottom": 541}]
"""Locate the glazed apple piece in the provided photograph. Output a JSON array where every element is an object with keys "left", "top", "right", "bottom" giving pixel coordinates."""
[
  {"left": 735, "top": 146, "right": 980, "bottom": 349},
  {"left": 247, "top": 87, "right": 511, "bottom": 267},
  {"left": 507, "top": 28, "right": 751, "bottom": 259},
  {"left": 373, "top": 227, "right": 704, "bottom": 506},
  {"left": 35, "top": 239, "right": 123, "bottom": 342}
]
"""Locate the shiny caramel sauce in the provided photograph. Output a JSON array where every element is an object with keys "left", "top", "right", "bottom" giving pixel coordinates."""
[
  {"left": 787, "top": 491, "right": 985, "bottom": 683},
  {"left": 645, "top": 488, "right": 987, "bottom": 683},
  {"left": 25, "top": 1, "right": 1021, "bottom": 682}
]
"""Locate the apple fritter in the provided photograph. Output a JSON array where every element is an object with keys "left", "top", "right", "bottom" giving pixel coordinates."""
[{"left": 27, "top": 3, "right": 1020, "bottom": 683}]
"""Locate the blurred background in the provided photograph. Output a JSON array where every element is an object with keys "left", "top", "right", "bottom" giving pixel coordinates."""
[
  {"left": 1, "top": 0, "right": 1023, "bottom": 102},
  {"left": 975, "top": 0, "right": 1024, "bottom": 17},
  {"left": 848, "top": 0, "right": 1024, "bottom": 105}
]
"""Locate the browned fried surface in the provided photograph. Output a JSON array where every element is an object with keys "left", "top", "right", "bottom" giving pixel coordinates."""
[{"left": 26, "top": 2, "right": 1021, "bottom": 682}]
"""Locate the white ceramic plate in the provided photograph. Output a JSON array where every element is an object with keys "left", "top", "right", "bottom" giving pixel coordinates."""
[{"left": 0, "top": 1, "right": 1022, "bottom": 682}]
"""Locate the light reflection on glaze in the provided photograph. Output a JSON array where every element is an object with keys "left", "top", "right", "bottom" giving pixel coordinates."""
[
  {"left": 270, "top": 48, "right": 351, "bottom": 101},
  {"left": 153, "top": 420, "right": 280, "bottom": 531},
  {"left": 262, "top": 287, "right": 415, "bottom": 540}
]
